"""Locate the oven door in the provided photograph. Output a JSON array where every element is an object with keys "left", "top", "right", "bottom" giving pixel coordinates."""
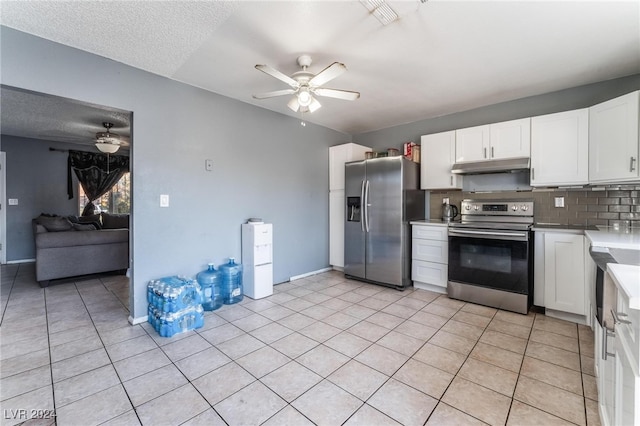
[{"left": 448, "top": 228, "right": 531, "bottom": 294}]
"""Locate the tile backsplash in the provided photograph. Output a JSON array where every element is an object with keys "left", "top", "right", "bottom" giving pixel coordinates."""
[{"left": 429, "top": 185, "right": 640, "bottom": 228}]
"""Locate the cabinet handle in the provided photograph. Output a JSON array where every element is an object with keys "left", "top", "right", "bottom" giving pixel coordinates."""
[
  {"left": 631, "top": 157, "right": 637, "bottom": 172},
  {"left": 484, "top": 147, "right": 487, "bottom": 159},
  {"left": 611, "top": 309, "right": 632, "bottom": 325},
  {"left": 531, "top": 168, "right": 535, "bottom": 181},
  {"left": 450, "top": 176, "right": 453, "bottom": 186},
  {"left": 602, "top": 326, "right": 616, "bottom": 360},
  {"left": 491, "top": 147, "right": 495, "bottom": 158}
]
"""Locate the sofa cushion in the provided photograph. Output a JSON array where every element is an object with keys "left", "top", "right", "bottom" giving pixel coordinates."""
[
  {"left": 72, "top": 223, "right": 97, "bottom": 231},
  {"left": 35, "top": 228, "right": 128, "bottom": 249},
  {"left": 102, "top": 213, "right": 129, "bottom": 229},
  {"left": 69, "top": 214, "right": 102, "bottom": 230},
  {"left": 36, "top": 215, "right": 74, "bottom": 232}
]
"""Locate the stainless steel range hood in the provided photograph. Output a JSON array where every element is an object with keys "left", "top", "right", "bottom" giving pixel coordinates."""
[{"left": 451, "top": 157, "right": 530, "bottom": 175}]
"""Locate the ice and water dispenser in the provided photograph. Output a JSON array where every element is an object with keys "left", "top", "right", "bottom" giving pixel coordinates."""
[
  {"left": 347, "top": 197, "right": 361, "bottom": 222},
  {"left": 241, "top": 222, "right": 273, "bottom": 299}
]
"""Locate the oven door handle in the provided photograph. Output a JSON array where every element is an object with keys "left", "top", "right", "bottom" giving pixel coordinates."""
[{"left": 448, "top": 229, "right": 529, "bottom": 241}]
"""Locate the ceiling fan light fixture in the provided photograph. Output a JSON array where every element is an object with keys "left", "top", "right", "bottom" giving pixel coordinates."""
[
  {"left": 297, "top": 88, "right": 312, "bottom": 107},
  {"left": 287, "top": 96, "right": 300, "bottom": 112},
  {"left": 95, "top": 142, "right": 120, "bottom": 154},
  {"left": 360, "top": 0, "right": 398, "bottom": 25}
]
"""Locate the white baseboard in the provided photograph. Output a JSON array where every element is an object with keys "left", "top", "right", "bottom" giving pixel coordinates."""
[
  {"left": 290, "top": 267, "right": 332, "bottom": 281},
  {"left": 413, "top": 281, "right": 447, "bottom": 294},
  {"left": 6, "top": 258, "right": 36, "bottom": 264},
  {"left": 128, "top": 315, "right": 147, "bottom": 325}
]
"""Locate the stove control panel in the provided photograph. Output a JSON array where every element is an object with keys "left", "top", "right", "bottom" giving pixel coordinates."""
[{"left": 461, "top": 200, "right": 534, "bottom": 217}]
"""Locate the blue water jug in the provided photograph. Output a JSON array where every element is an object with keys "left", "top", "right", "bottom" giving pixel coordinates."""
[
  {"left": 197, "top": 263, "right": 223, "bottom": 311},
  {"left": 219, "top": 257, "right": 243, "bottom": 304}
]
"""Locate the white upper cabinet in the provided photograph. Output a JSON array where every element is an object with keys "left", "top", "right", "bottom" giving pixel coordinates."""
[
  {"left": 455, "top": 125, "right": 490, "bottom": 163},
  {"left": 329, "top": 143, "right": 370, "bottom": 191},
  {"left": 589, "top": 90, "right": 639, "bottom": 183},
  {"left": 490, "top": 118, "right": 531, "bottom": 159},
  {"left": 421, "top": 131, "right": 462, "bottom": 190},
  {"left": 455, "top": 118, "right": 530, "bottom": 163},
  {"left": 531, "top": 108, "right": 589, "bottom": 186}
]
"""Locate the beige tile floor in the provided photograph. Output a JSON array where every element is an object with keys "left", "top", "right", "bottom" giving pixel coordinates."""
[{"left": 0, "top": 263, "right": 602, "bottom": 426}]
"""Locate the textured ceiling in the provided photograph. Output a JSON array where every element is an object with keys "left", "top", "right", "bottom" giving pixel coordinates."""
[{"left": 1, "top": 0, "right": 639, "bottom": 136}]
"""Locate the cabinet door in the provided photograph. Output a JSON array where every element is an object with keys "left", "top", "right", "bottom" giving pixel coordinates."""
[
  {"left": 615, "top": 337, "right": 639, "bottom": 426},
  {"left": 489, "top": 118, "right": 531, "bottom": 160},
  {"left": 531, "top": 109, "right": 589, "bottom": 186},
  {"left": 544, "top": 233, "right": 585, "bottom": 315},
  {"left": 329, "top": 190, "right": 345, "bottom": 267},
  {"left": 455, "top": 125, "right": 490, "bottom": 162},
  {"left": 420, "top": 131, "right": 462, "bottom": 189},
  {"left": 589, "top": 91, "right": 640, "bottom": 183},
  {"left": 329, "top": 144, "right": 370, "bottom": 191}
]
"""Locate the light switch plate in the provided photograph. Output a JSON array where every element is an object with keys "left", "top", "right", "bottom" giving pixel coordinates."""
[
  {"left": 554, "top": 197, "right": 565, "bottom": 208},
  {"left": 205, "top": 159, "right": 213, "bottom": 171},
  {"left": 160, "top": 194, "right": 169, "bottom": 207},
  {"left": 8, "top": 198, "right": 18, "bottom": 205}
]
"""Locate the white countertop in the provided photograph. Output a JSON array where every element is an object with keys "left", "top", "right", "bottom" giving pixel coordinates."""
[
  {"left": 585, "top": 227, "right": 640, "bottom": 250},
  {"left": 608, "top": 263, "right": 640, "bottom": 310}
]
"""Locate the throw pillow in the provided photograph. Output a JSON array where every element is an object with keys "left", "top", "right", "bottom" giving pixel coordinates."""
[
  {"left": 37, "top": 215, "right": 73, "bottom": 232},
  {"left": 72, "top": 223, "right": 97, "bottom": 231},
  {"left": 70, "top": 214, "right": 102, "bottom": 229},
  {"left": 101, "top": 213, "right": 129, "bottom": 229}
]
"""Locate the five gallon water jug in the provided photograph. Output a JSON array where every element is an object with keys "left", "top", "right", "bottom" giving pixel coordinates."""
[
  {"left": 219, "top": 257, "right": 243, "bottom": 304},
  {"left": 196, "top": 263, "right": 223, "bottom": 311}
]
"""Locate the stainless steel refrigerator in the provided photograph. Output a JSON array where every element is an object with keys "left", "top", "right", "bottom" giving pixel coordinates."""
[{"left": 344, "top": 156, "right": 425, "bottom": 289}]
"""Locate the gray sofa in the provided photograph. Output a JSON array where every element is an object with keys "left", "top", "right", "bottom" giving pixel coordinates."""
[{"left": 33, "top": 214, "right": 129, "bottom": 287}]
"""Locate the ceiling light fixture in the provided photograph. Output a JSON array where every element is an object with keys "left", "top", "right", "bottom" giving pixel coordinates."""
[
  {"left": 95, "top": 122, "right": 121, "bottom": 154},
  {"left": 360, "top": 0, "right": 399, "bottom": 25}
]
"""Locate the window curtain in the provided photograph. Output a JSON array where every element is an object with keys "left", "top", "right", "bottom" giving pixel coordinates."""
[{"left": 68, "top": 150, "right": 130, "bottom": 216}]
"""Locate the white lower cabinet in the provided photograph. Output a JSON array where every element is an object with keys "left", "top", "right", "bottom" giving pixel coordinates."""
[
  {"left": 534, "top": 230, "right": 590, "bottom": 324},
  {"left": 595, "top": 266, "right": 640, "bottom": 426},
  {"left": 411, "top": 223, "right": 448, "bottom": 294}
]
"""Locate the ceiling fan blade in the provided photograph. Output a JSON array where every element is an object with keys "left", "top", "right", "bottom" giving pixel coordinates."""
[
  {"left": 309, "top": 62, "right": 346, "bottom": 87},
  {"left": 287, "top": 96, "right": 300, "bottom": 112},
  {"left": 308, "top": 96, "right": 322, "bottom": 113},
  {"left": 255, "top": 64, "right": 299, "bottom": 88},
  {"left": 314, "top": 88, "right": 360, "bottom": 101},
  {"left": 253, "top": 89, "right": 296, "bottom": 99}
]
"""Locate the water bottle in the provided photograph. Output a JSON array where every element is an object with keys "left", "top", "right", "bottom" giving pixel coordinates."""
[
  {"left": 197, "top": 263, "right": 223, "bottom": 311},
  {"left": 219, "top": 257, "right": 243, "bottom": 304}
]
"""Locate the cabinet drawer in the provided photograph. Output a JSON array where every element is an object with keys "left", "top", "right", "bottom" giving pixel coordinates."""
[
  {"left": 412, "top": 260, "right": 447, "bottom": 288},
  {"left": 412, "top": 225, "right": 448, "bottom": 241},
  {"left": 616, "top": 289, "right": 640, "bottom": 369},
  {"left": 412, "top": 239, "right": 448, "bottom": 263}
]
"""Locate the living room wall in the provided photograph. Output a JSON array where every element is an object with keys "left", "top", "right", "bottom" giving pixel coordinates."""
[
  {"left": 2, "top": 136, "right": 81, "bottom": 260},
  {"left": 1, "top": 26, "right": 349, "bottom": 321}
]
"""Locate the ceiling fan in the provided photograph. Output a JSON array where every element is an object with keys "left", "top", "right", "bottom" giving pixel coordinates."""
[
  {"left": 253, "top": 55, "right": 360, "bottom": 113},
  {"left": 95, "top": 122, "right": 125, "bottom": 153}
]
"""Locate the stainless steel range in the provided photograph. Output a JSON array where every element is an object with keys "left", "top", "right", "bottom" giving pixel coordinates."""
[{"left": 447, "top": 199, "right": 534, "bottom": 314}]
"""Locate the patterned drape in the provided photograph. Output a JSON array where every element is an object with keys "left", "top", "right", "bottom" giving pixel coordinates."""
[{"left": 68, "top": 150, "right": 130, "bottom": 216}]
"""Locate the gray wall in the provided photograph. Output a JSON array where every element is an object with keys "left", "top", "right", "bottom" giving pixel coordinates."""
[
  {"left": 2, "top": 136, "right": 86, "bottom": 260},
  {"left": 353, "top": 74, "right": 640, "bottom": 151},
  {"left": 1, "top": 26, "right": 349, "bottom": 320}
]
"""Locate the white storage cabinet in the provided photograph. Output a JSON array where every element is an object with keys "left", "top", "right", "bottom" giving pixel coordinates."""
[
  {"left": 329, "top": 143, "right": 370, "bottom": 268},
  {"left": 455, "top": 118, "right": 530, "bottom": 163},
  {"left": 411, "top": 223, "right": 448, "bottom": 294},
  {"left": 589, "top": 90, "right": 639, "bottom": 183},
  {"left": 530, "top": 108, "right": 589, "bottom": 186},
  {"left": 420, "top": 131, "right": 462, "bottom": 190},
  {"left": 242, "top": 223, "right": 273, "bottom": 299}
]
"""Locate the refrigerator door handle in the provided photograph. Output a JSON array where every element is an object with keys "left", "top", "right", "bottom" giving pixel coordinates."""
[
  {"left": 360, "top": 180, "right": 365, "bottom": 232},
  {"left": 364, "top": 180, "right": 370, "bottom": 232}
]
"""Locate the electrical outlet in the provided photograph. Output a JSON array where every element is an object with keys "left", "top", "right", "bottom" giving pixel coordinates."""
[
  {"left": 8, "top": 199, "right": 18, "bottom": 205},
  {"left": 443, "top": 198, "right": 449, "bottom": 204},
  {"left": 554, "top": 197, "right": 565, "bottom": 208},
  {"left": 205, "top": 159, "right": 213, "bottom": 171},
  {"left": 160, "top": 194, "right": 169, "bottom": 207}
]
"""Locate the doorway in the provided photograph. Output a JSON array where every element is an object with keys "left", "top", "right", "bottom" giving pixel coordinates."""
[{"left": 0, "top": 85, "right": 133, "bottom": 313}]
